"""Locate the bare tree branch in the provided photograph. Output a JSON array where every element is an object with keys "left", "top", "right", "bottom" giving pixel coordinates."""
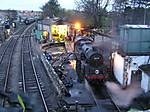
[{"left": 103, "top": 0, "right": 111, "bottom": 10}]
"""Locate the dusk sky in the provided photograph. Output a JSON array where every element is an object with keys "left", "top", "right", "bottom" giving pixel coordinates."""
[
  {"left": 0, "top": 0, "right": 112, "bottom": 11},
  {"left": 0, "top": 0, "right": 75, "bottom": 11}
]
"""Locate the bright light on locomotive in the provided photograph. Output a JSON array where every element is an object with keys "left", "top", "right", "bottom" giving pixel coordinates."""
[
  {"left": 74, "top": 22, "right": 81, "bottom": 30},
  {"left": 95, "top": 70, "right": 100, "bottom": 75}
]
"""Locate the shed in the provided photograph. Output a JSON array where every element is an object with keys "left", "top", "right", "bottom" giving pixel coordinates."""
[
  {"left": 119, "top": 25, "right": 150, "bottom": 55},
  {"left": 35, "top": 19, "right": 52, "bottom": 41}
]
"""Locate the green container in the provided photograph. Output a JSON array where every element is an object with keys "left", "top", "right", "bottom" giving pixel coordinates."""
[
  {"left": 120, "top": 25, "right": 150, "bottom": 55},
  {"left": 35, "top": 30, "right": 43, "bottom": 40}
]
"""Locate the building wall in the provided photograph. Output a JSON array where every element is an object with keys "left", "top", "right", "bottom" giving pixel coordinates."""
[
  {"left": 113, "top": 52, "right": 150, "bottom": 89},
  {"left": 0, "top": 10, "right": 17, "bottom": 21}
]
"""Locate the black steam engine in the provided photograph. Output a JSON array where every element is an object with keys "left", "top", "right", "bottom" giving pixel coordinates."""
[{"left": 74, "top": 36, "right": 109, "bottom": 82}]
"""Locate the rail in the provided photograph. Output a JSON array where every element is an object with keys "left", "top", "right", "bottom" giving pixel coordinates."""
[
  {"left": 105, "top": 88, "right": 122, "bottom": 112},
  {"left": 29, "top": 37, "right": 49, "bottom": 112},
  {"left": 0, "top": 26, "right": 27, "bottom": 106},
  {"left": 21, "top": 31, "right": 52, "bottom": 111},
  {"left": 85, "top": 79, "right": 122, "bottom": 112}
]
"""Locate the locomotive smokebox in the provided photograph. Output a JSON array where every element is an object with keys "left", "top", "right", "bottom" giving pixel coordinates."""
[
  {"left": 87, "top": 51, "right": 103, "bottom": 67},
  {"left": 74, "top": 36, "right": 103, "bottom": 67}
]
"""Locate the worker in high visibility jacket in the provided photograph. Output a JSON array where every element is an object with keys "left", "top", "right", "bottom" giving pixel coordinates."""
[
  {"left": 42, "top": 31, "right": 49, "bottom": 39},
  {"left": 0, "top": 91, "right": 33, "bottom": 112},
  {"left": 42, "top": 31, "right": 49, "bottom": 43}
]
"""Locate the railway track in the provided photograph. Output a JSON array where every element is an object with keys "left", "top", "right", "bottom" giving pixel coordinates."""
[
  {"left": 20, "top": 32, "right": 56, "bottom": 111},
  {"left": 85, "top": 80, "right": 122, "bottom": 112},
  {"left": 105, "top": 88, "right": 122, "bottom": 112},
  {"left": 0, "top": 25, "right": 27, "bottom": 106},
  {"left": 0, "top": 26, "right": 26, "bottom": 60}
]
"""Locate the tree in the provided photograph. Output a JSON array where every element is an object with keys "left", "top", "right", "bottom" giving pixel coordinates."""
[
  {"left": 75, "top": 0, "right": 110, "bottom": 28},
  {"left": 111, "top": 0, "right": 150, "bottom": 36},
  {"left": 112, "top": 0, "right": 150, "bottom": 24},
  {"left": 41, "top": 0, "right": 61, "bottom": 18}
]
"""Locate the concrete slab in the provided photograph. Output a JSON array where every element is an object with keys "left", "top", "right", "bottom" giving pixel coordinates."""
[{"left": 64, "top": 83, "right": 95, "bottom": 106}]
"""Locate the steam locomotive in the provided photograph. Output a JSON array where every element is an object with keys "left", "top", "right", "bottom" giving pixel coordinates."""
[{"left": 74, "top": 36, "right": 109, "bottom": 82}]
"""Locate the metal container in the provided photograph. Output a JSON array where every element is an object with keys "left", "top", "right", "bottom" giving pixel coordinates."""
[{"left": 120, "top": 25, "right": 150, "bottom": 55}]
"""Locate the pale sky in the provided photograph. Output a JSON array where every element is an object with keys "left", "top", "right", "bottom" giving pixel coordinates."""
[
  {"left": 0, "top": 0, "right": 112, "bottom": 11},
  {"left": 0, "top": 0, "right": 75, "bottom": 11}
]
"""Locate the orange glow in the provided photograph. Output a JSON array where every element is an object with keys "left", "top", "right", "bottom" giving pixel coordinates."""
[{"left": 74, "top": 22, "right": 81, "bottom": 30}]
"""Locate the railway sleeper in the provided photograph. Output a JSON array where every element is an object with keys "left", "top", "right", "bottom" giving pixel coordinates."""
[
  {"left": 27, "top": 89, "right": 39, "bottom": 93},
  {"left": 25, "top": 79, "right": 37, "bottom": 82},
  {"left": 26, "top": 83, "right": 37, "bottom": 87}
]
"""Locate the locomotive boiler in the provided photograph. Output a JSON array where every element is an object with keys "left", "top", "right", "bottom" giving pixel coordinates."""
[{"left": 74, "top": 36, "right": 109, "bottom": 82}]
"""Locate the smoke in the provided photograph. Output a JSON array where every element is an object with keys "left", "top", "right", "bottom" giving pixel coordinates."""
[{"left": 105, "top": 81, "right": 144, "bottom": 108}]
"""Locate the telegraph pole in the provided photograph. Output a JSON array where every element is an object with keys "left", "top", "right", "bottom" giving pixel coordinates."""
[
  {"left": 144, "top": 5, "right": 147, "bottom": 25},
  {"left": 144, "top": 2, "right": 150, "bottom": 25}
]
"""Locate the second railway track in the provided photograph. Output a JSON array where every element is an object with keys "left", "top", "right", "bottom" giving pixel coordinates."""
[
  {"left": 86, "top": 80, "right": 123, "bottom": 112},
  {"left": 20, "top": 29, "right": 57, "bottom": 111}
]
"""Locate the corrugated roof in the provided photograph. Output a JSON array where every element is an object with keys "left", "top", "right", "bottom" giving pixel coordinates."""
[
  {"left": 38, "top": 19, "right": 52, "bottom": 25},
  {"left": 121, "top": 24, "right": 150, "bottom": 29}
]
